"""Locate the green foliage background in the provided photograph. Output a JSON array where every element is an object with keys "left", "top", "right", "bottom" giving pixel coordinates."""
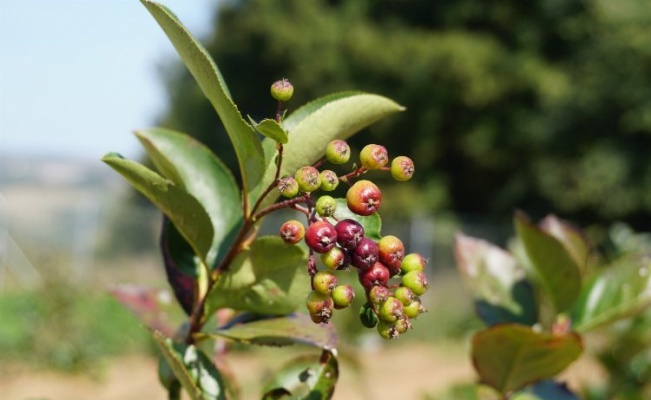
[{"left": 156, "top": 0, "right": 651, "bottom": 227}]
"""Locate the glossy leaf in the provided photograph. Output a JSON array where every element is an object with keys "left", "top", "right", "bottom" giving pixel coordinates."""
[
  {"left": 210, "top": 313, "right": 337, "bottom": 349},
  {"left": 514, "top": 212, "right": 581, "bottom": 312},
  {"left": 102, "top": 153, "right": 213, "bottom": 262},
  {"left": 262, "top": 350, "right": 338, "bottom": 400},
  {"left": 140, "top": 0, "right": 265, "bottom": 196},
  {"left": 249, "top": 117, "right": 289, "bottom": 144},
  {"left": 152, "top": 330, "right": 226, "bottom": 400},
  {"left": 455, "top": 233, "right": 538, "bottom": 326},
  {"left": 251, "top": 92, "right": 405, "bottom": 210},
  {"left": 539, "top": 215, "right": 593, "bottom": 277},
  {"left": 333, "top": 198, "right": 382, "bottom": 241},
  {"left": 205, "top": 236, "right": 309, "bottom": 316},
  {"left": 136, "top": 128, "right": 243, "bottom": 267},
  {"left": 573, "top": 254, "right": 651, "bottom": 332},
  {"left": 472, "top": 324, "right": 583, "bottom": 395}
]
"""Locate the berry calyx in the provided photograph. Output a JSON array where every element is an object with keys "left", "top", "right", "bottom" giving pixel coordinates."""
[
  {"left": 270, "top": 79, "right": 294, "bottom": 102},
  {"left": 321, "top": 246, "right": 347, "bottom": 270},
  {"left": 358, "top": 262, "right": 390, "bottom": 290},
  {"left": 378, "top": 235, "right": 405, "bottom": 276},
  {"left": 306, "top": 291, "right": 334, "bottom": 324},
  {"left": 315, "top": 195, "right": 337, "bottom": 217},
  {"left": 335, "top": 219, "right": 365, "bottom": 249},
  {"left": 346, "top": 180, "right": 382, "bottom": 216},
  {"left": 279, "top": 220, "right": 305, "bottom": 245},
  {"left": 350, "top": 237, "right": 379, "bottom": 270},
  {"left": 401, "top": 270, "right": 429, "bottom": 296},
  {"left": 277, "top": 176, "right": 299, "bottom": 198},
  {"left": 313, "top": 271, "right": 338, "bottom": 295},
  {"left": 305, "top": 220, "right": 338, "bottom": 253},
  {"left": 319, "top": 170, "right": 339, "bottom": 191},
  {"left": 359, "top": 144, "right": 389, "bottom": 170},
  {"left": 391, "top": 156, "right": 415, "bottom": 181},
  {"left": 295, "top": 166, "right": 321, "bottom": 192},
  {"left": 325, "top": 140, "right": 351, "bottom": 164},
  {"left": 401, "top": 253, "right": 427, "bottom": 274},
  {"left": 332, "top": 284, "right": 355, "bottom": 309}
]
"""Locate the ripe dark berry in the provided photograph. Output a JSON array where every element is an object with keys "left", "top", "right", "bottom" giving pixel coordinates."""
[
  {"left": 306, "top": 291, "right": 334, "bottom": 324},
  {"left": 346, "top": 180, "right": 382, "bottom": 216},
  {"left": 378, "top": 297, "right": 404, "bottom": 323},
  {"left": 270, "top": 79, "right": 294, "bottom": 102},
  {"left": 350, "top": 238, "right": 379, "bottom": 270},
  {"left": 391, "top": 156, "right": 415, "bottom": 181},
  {"left": 305, "top": 220, "right": 338, "bottom": 253},
  {"left": 359, "top": 144, "right": 389, "bottom": 170},
  {"left": 332, "top": 285, "right": 355, "bottom": 309},
  {"left": 277, "top": 176, "right": 299, "bottom": 198},
  {"left": 321, "top": 246, "right": 347, "bottom": 270},
  {"left": 358, "top": 261, "right": 390, "bottom": 290},
  {"left": 378, "top": 235, "right": 405, "bottom": 276},
  {"left": 325, "top": 139, "right": 350, "bottom": 164},
  {"left": 315, "top": 195, "right": 337, "bottom": 217},
  {"left": 320, "top": 170, "right": 339, "bottom": 191},
  {"left": 313, "top": 271, "right": 337, "bottom": 295},
  {"left": 368, "top": 285, "right": 391, "bottom": 304},
  {"left": 401, "top": 253, "right": 427, "bottom": 273},
  {"left": 401, "top": 270, "right": 429, "bottom": 296},
  {"left": 295, "top": 166, "right": 321, "bottom": 192},
  {"left": 279, "top": 220, "right": 305, "bottom": 244},
  {"left": 335, "top": 219, "right": 365, "bottom": 249}
]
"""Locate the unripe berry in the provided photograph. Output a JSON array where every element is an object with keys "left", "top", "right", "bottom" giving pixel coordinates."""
[
  {"left": 335, "top": 219, "right": 365, "bottom": 249},
  {"left": 346, "top": 180, "right": 382, "bottom": 216},
  {"left": 332, "top": 284, "right": 355, "bottom": 309},
  {"left": 315, "top": 195, "right": 337, "bottom": 217},
  {"left": 377, "top": 320, "right": 399, "bottom": 340},
  {"left": 403, "top": 298, "right": 424, "bottom": 319},
  {"left": 401, "top": 270, "right": 429, "bottom": 296},
  {"left": 306, "top": 291, "right": 334, "bottom": 324},
  {"left": 394, "top": 317, "right": 412, "bottom": 334},
  {"left": 320, "top": 170, "right": 339, "bottom": 191},
  {"left": 394, "top": 287, "right": 415, "bottom": 306},
  {"left": 312, "top": 271, "right": 337, "bottom": 295},
  {"left": 390, "top": 156, "right": 415, "bottom": 181},
  {"left": 277, "top": 176, "right": 299, "bottom": 198},
  {"left": 295, "top": 166, "right": 321, "bottom": 192},
  {"left": 320, "top": 246, "right": 347, "bottom": 270},
  {"left": 378, "top": 235, "right": 405, "bottom": 276},
  {"left": 359, "top": 144, "right": 389, "bottom": 170},
  {"left": 378, "top": 297, "right": 404, "bottom": 323},
  {"left": 358, "top": 262, "right": 390, "bottom": 290},
  {"left": 305, "top": 220, "right": 338, "bottom": 253},
  {"left": 368, "top": 285, "right": 391, "bottom": 304},
  {"left": 270, "top": 79, "right": 294, "bottom": 102},
  {"left": 350, "top": 237, "right": 379, "bottom": 270},
  {"left": 279, "top": 220, "right": 305, "bottom": 245},
  {"left": 325, "top": 139, "right": 351, "bottom": 164},
  {"left": 401, "top": 253, "right": 427, "bottom": 274}
]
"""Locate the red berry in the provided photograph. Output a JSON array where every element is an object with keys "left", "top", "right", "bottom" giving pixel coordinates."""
[
  {"left": 346, "top": 180, "right": 382, "bottom": 216},
  {"left": 335, "top": 219, "right": 365, "bottom": 249},
  {"left": 390, "top": 156, "right": 415, "bottom": 181},
  {"left": 350, "top": 238, "right": 379, "bottom": 270},
  {"left": 279, "top": 220, "right": 305, "bottom": 244},
  {"left": 305, "top": 220, "right": 338, "bottom": 253},
  {"left": 378, "top": 235, "right": 405, "bottom": 276},
  {"left": 358, "top": 262, "right": 390, "bottom": 290},
  {"left": 306, "top": 291, "right": 334, "bottom": 324}
]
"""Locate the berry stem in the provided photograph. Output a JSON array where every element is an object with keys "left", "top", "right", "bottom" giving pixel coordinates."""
[
  {"left": 249, "top": 142, "right": 284, "bottom": 217},
  {"left": 254, "top": 194, "right": 310, "bottom": 221},
  {"left": 338, "top": 166, "right": 367, "bottom": 184}
]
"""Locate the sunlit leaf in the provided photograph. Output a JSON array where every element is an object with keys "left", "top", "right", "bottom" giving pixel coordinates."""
[
  {"left": 249, "top": 117, "right": 289, "bottom": 144},
  {"left": 262, "top": 350, "right": 338, "bottom": 400},
  {"left": 539, "top": 215, "right": 593, "bottom": 277}
]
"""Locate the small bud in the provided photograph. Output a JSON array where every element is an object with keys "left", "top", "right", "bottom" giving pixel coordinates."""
[{"left": 270, "top": 79, "right": 294, "bottom": 102}]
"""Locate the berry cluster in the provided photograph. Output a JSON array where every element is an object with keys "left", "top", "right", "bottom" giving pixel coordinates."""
[{"left": 277, "top": 137, "right": 426, "bottom": 339}]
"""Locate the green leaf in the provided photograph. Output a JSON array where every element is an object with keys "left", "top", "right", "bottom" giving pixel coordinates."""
[
  {"left": 251, "top": 92, "right": 405, "bottom": 210},
  {"left": 359, "top": 302, "right": 379, "bottom": 328},
  {"left": 205, "top": 236, "right": 309, "bottom": 316},
  {"left": 102, "top": 153, "right": 213, "bottom": 262},
  {"left": 333, "top": 198, "right": 382, "bottom": 241},
  {"left": 136, "top": 128, "right": 242, "bottom": 266},
  {"left": 281, "top": 91, "right": 363, "bottom": 133},
  {"left": 151, "top": 330, "right": 226, "bottom": 400},
  {"left": 161, "top": 220, "right": 200, "bottom": 314},
  {"left": 471, "top": 324, "right": 583, "bottom": 395},
  {"left": 210, "top": 314, "right": 337, "bottom": 349},
  {"left": 573, "top": 254, "right": 651, "bottom": 332},
  {"left": 249, "top": 117, "right": 289, "bottom": 144},
  {"left": 140, "top": 0, "right": 265, "bottom": 197},
  {"left": 539, "top": 215, "right": 593, "bottom": 277},
  {"left": 514, "top": 212, "right": 582, "bottom": 313},
  {"left": 262, "top": 350, "right": 338, "bottom": 400},
  {"left": 455, "top": 233, "right": 538, "bottom": 326}
]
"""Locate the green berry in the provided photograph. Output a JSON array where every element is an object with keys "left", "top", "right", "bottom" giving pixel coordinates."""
[
  {"left": 378, "top": 297, "right": 404, "bottom": 323},
  {"left": 403, "top": 299, "right": 425, "bottom": 319},
  {"left": 313, "top": 271, "right": 337, "bottom": 295},
  {"left": 320, "top": 170, "right": 339, "bottom": 191},
  {"left": 346, "top": 179, "right": 382, "bottom": 216},
  {"left": 359, "top": 144, "right": 389, "bottom": 170},
  {"left": 270, "top": 79, "right": 294, "bottom": 102},
  {"left": 391, "top": 156, "right": 415, "bottom": 181},
  {"left": 325, "top": 140, "right": 351, "bottom": 164},
  {"left": 306, "top": 291, "right": 334, "bottom": 324},
  {"left": 368, "top": 285, "right": 391, "bottom": 305},
  {"left": 321, "top": 246, "right": 347, "bottom": 270},
  {"left": 401, "top": 270, "right": 429, "bottom": 296},
  {"left": 401, "top": 253, "right": 427, "bottom": 273},
  {"left": 378, "top": 235, "right": 405, "bottom": 276},
  {"left": 377, "top": 320, "right": 399, "bottom": 340},
  {"left": 332, "top": 284, "right": 355, "bottom": 309},
  {"left": 295, "top": 166, "right": 321, "bottom": 192},
  {"left": 394, "top": 287, "right": 415, "bottom": 306},
  {"left": 279, "top": 220, "right": 305, "bottom": 245},
  {"left": 277, "top": 176, "right": 299, "bottom": 198},
  {"left": 315, "top": 195, "right": 337, "bottom": 217},
  {"left": 394, "top": 317, "right": 411, "bottom": 334}
]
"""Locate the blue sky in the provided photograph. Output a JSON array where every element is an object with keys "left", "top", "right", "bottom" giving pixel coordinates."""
[{"left": 0, "top": 0, "right": 215, "bottom": 161}]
